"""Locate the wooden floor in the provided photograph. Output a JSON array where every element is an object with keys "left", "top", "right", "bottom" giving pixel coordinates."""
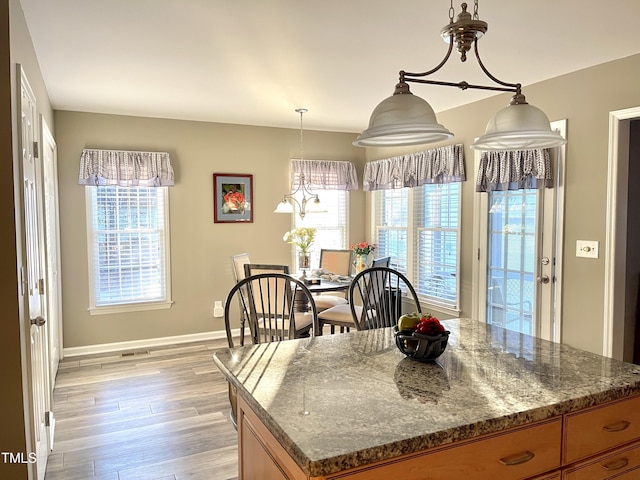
[{"left": 44, "top": 338, "right": 239, "bottom": 480}]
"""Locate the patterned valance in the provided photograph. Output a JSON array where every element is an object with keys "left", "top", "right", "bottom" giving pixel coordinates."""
[
  {"left": 475, "top": 149, "right": 552, "bottom": 192},
  {"left": 291, "top": 159, "right": 359, "bottom": 191},
  {"left": 362, "top": 144, "right": 465, "bottom": 191},
  {"left": 78, "top": 149, "right": 175, "bottom": 187}
]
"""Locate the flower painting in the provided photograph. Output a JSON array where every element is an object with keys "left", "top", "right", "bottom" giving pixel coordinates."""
[{"left": 213, "top": 173, "right": 253, "bottom": 223}]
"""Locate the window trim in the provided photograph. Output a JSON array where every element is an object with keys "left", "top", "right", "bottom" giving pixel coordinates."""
[{"left": 85, "top": 186, "right": 173, "bottom": 315}]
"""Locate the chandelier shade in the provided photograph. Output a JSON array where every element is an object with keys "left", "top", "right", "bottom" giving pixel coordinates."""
[
  {"left": 471, "top": 94, "right": 566, "bottom": 150},
  {"left": 354, "top": 1, "right": 566, "bottom": 151},
  {"left": 353, "top": 83, "right": 453, "bottom": 147}
]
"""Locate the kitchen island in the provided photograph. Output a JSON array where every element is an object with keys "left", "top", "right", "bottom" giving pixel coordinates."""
[{"left": 213, "top": 318, "right": 640, "bottom": 479}]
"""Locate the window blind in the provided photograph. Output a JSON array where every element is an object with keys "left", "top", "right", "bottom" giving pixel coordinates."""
[
  {"left": 412, "top": 183, "right": 460, "bottom": 310},
  {"left": 88, "top": 186, "right": 169, "bottom": 308}
]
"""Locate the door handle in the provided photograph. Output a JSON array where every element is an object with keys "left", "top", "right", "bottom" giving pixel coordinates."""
[
  {"left": 537, "top": 275, "right": 550, "bottom": 284},
  {"left": 30, "top": 316, "right": 46, "bottom": 327}
]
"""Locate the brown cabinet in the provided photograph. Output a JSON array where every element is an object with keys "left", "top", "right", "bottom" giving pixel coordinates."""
[{"left": 238, "top": 394, "right": 640, "bottom": 480}]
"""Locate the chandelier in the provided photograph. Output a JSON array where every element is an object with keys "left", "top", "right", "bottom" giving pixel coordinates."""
[
  {"left": 274, "top": 108, "right": 327, "bottom": 219},
  {"left": 353, "top": 1, "right": 566, "bottom": 151}
]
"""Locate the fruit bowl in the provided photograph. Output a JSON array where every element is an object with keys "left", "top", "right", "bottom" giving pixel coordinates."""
[{"left": 394, "top": 326, "right": 450, "bottom": 362}]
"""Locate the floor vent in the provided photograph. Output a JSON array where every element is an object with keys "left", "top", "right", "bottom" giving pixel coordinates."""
[{"left": 121, "top": 350, "right": 150, "bottom": 357}]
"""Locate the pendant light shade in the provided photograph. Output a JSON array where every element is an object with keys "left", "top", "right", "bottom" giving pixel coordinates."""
[
  {"left": 470, "top": 95, "right": 567, "bottom": 150},
  {"left": 353, "top": 83, "right": 453, "bottom": 147}
]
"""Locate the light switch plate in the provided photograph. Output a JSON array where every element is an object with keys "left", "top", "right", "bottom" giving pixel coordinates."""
[{"left": 576, "top": 240, "right": 599, "bottom": 259}]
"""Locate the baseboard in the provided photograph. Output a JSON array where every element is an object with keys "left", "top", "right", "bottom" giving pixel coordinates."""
[{"left": 63, "top": 329, "right": 237, "bottom": 358}]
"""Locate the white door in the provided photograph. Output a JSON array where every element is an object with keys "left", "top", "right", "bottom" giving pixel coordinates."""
[
  {"left": 41, "top": 117, "right": 60, "bottom": 451},
  {"left": 474, "top": 120, "right": 566, "bottom": 341},
  {"left": 42, "top": 118, "right": 62, "bottom": 388},
  {"left": 19, "top": 65, "right": 50, "bottom": 480}
]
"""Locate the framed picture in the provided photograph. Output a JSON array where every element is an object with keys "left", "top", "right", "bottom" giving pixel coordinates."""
[{"left": 213, "top": 173, "right": 253, "bottom": 223}]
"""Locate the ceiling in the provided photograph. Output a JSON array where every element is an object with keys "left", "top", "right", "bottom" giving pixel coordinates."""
[{"left": 18, "top": 0, "right": 640, "bottom": 134}]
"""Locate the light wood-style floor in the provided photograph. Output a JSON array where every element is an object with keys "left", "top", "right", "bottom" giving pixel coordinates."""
[{"left": 44, "top": 338, "right": 239, "bottom": 480}]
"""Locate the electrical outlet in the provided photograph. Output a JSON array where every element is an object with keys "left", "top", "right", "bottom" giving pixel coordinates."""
[
  {"left": 213, "top": 300, "right": 223, "bottom": 317},
  {"left": 576, "top": 240, "right": 599, "bottom": 259}
]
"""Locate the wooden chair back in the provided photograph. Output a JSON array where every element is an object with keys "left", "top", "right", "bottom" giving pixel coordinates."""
[{"left": 319, "top": 249, "right": 353, "bottom": 276}]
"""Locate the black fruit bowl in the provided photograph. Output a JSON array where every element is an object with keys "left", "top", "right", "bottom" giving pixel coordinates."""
[{"left": 394, "top": 326, "right": 450, "bottom": 362}]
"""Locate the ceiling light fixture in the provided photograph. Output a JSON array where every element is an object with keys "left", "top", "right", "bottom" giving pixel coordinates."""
[
  {"left": 353, "top": 0, "right": 567, "bottom": 151},
  {"left": 274, "top": 108, "right": 327, "bottom": 219}
]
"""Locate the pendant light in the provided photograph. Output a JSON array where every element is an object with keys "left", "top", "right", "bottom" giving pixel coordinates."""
[
  {"left": 353, "top": 1, "right": 566, "bottom": 151},
  {"left": 274, "top": 109, "right": 327, "bottom": 219}
]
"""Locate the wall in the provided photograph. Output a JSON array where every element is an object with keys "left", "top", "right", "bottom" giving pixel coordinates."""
[
  {"left": 54, "top": 111, "right": 366, "bottom": 348},
  {"left": 365, "top": 53, "right": 640, "bottom": 356}
]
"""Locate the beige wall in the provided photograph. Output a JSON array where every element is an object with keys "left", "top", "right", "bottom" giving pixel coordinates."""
[
  {"left": 55, "top": 111, "right": 366, "bottom": 348},
  {"left": 366, "top": 53, "right": 640, "bottom": 356},
  {"left": 57, "top": 54, "right": 640, "bottom": 355}
]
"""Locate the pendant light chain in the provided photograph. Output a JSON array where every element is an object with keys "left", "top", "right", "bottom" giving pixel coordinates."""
[
  {"left": 473, "top": 0, "right": 479, "bottom": 20},
  {"left": 448, "top": 0, "right": 455, "bottom": 23}
]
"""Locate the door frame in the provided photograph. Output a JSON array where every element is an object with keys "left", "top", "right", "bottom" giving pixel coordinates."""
[
  {"left": 604, "top": 106, "right": 640, "bottom": 360},
  {"left": 472, "top": 119, "right": 567, "bottom": 342}
]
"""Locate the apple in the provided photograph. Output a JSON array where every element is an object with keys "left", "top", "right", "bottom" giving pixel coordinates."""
[{"left": 397, "top": 312, "right": 421, "bottom": 332}]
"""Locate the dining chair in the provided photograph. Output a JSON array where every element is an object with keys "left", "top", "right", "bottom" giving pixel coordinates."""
[
  {"left": 349, "top": 266, "right": 422, "bottom": 330},
  {"left": 372, "top": 256, "right": 391, "bottom": 268},
  {"left": 230, "top": 253, "right": 251, "bottom": 283},
  {"left": 223, "top": 272, "right": 318, "bottom": 426},
  {"left": 244, "top": 263, "right": 290, "bottom": 277},
  {"left": 314, "top": 249, "right": 353, "bottom": 312}
]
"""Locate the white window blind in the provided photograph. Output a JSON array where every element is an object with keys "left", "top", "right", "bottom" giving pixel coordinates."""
[
  {"left": 86, "top": 185, "right": 172, "bottom": 313},
  {"left": 373, "top": 184, "right": 461, "bottom": 312},
  {"left": 374, "top": 188, "right": 409, "bottom": 273},
  {"left": 413, "top": 183, "right": 460, "bottom": 310}
]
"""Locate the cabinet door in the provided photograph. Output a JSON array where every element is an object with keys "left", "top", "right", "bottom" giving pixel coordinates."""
[
  {"left": 563, "top": 441, "right": 640, "bottom": 480},
  {"left": 242, "top": 417, "right": 290, "bottom": 480},
  {"left": 328, "top": 418, "right": 562, "bottom": 480},
  {"left": 564, "top": 395, "right": 640, "bottom": 463}
]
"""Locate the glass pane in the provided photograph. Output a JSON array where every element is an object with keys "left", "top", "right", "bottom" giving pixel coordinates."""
[{"left": 486, "top": 189, "right": 539, "bottom": 336}]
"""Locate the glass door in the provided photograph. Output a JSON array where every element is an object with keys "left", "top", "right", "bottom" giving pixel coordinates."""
[{"left": 474, "top": 120, "right": 566, "bottom": 341}]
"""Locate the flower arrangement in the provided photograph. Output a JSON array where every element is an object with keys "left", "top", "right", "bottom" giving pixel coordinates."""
[
  {"left": 283, "top": 227, "right": 317, "bottom": 255},
  {"left": 351, "top": 241, "right": 376, "bottom": 256}
]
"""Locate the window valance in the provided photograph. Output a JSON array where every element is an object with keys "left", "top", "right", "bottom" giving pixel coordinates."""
[
  {"left": 78, "top": 149, "right": 175, "bottom": 187},
  {"left": 362, "top": 144, "right": 465, "bottom": 191},
  {"left": 291, "top": 159, "right": 359, "bottom": 191},
  {"left": 475, "top": 149, "right": 551, "bottom": 192}
]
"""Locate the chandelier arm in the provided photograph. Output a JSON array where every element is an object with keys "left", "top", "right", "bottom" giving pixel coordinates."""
[
  {"left": 284, "top": 194, "right": 303, "bottom": 212},
  {"left": 473, "top": 39, "right": 521, "bottom": 94},
  {"left": 404, "top": 76, "right": 517, "bottom": 93},
  {"left": 400, "top": 35, "right": 455, "bottom": 81}
]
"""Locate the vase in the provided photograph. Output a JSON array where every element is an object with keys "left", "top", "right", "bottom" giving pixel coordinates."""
[
  {"left": 354, "top": 254, "right": 368, "bottom": 273},
  {"left": 299, "top": 254, "right": 311, "bottom": 270}
]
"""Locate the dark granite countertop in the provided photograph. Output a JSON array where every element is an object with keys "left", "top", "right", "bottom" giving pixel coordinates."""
[{"left": 213, "top": 318, "right": 640, "bottom": 477}]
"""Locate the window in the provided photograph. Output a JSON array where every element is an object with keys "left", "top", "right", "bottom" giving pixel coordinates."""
[
  {"left": 85, "top": 185, "right": 172, "bottom": 314},
  {"left": 294, "top": 189, "right": 349, "bottom": 270},
  {"left": 374, "top": 183, "right": 461, "bottom": 312}
]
